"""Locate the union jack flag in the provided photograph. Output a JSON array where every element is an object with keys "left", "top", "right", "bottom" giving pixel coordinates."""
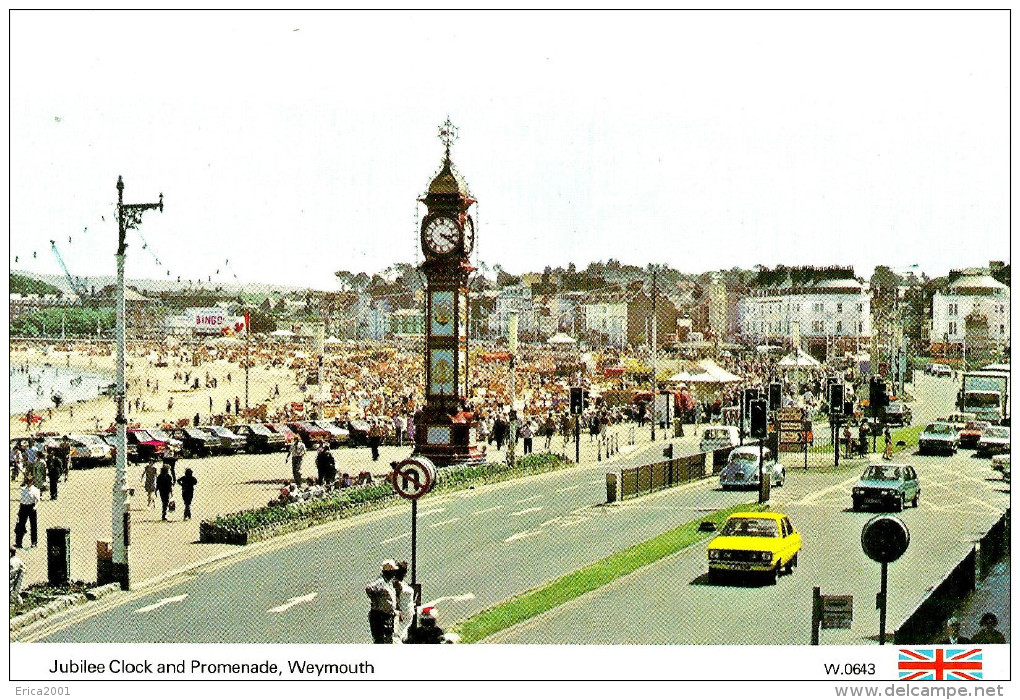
[{"left": 898, "top": 648, "right": 983, "bottom": 680}]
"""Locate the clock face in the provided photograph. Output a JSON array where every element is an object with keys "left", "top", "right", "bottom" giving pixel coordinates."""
[
  {"left": 424, "top": 217, "right": 459, "bottom": 255},
  {"left": 462, "top": 217, "right": 475, "bottom": 255}
]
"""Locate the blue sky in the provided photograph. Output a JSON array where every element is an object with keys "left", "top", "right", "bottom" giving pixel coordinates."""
[{"left": 10, "top": 10, "right": 1009, "bottom": 290}]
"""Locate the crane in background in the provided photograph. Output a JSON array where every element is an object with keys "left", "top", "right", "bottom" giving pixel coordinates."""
[{"left": 50, "top": 239, "right": 90, "bottom": 302}]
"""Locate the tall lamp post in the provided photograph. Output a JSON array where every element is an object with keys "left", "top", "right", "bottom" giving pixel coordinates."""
[
  {"left": 650, "top": 265, "right": 658, "bottom": 441},
  {"left": 113, "top": 176, "right": 162, "bottom": 590}
]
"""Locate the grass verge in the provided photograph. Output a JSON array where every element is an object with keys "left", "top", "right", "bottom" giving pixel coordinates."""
[
  {"left": 809, "top": 423, "right": 925, "bottom": 455},
  {"left": 451, "top": 501, "right": 766, "bottom": 643}
]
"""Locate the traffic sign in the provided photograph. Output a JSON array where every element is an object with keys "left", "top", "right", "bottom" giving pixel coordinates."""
[
  {"left": 390, "top": 457, "right": 437, "bottom": 500},
  {"left": 820, "top": 595, "right": 853, "bottom": 630},
  {"left": 776, "top": 407, "right": 805, "bottom": 422},
  {"left": 861, "top": 515, "right": 910, "bottom": 563}
]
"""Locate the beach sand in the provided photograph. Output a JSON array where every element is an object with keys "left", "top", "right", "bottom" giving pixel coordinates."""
[{"left": 9, "top": 347, "right": 306, "bottom": 438}]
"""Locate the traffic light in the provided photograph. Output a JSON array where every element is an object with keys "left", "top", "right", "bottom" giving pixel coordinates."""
[
  {"left": 829, "top": 383, "right": 845, "bottom": 415},
  {"left": 768, "top": 382, "right": 782, "bottom": 411},
  {"left": 744, "top": 387, "right": 760, "bottom": 415},
  {"left": 569, "top": 387, "right": 584, "bottom": 415},
  {"left": 749, "top": 399, "right": 767, "bottom": 439},
  {"left": 869, "top": 377, "right": 888, "bottom": 412}
]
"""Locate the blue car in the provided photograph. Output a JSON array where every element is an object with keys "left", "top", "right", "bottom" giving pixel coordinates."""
[{"left": 852, "top": 463, "right": 920, "bottom": 512}]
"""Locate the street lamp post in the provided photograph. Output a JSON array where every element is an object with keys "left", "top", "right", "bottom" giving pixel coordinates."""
[
  {"left": 112, "top": 176, "right": 162, "bottom": 590},
  {"left": 651, "top": 265, "right": 658, "bottom": 442}
]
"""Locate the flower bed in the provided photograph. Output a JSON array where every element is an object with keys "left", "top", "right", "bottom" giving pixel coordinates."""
[{"left": 200, "top": 452, "right": 573, "bottom": 545}]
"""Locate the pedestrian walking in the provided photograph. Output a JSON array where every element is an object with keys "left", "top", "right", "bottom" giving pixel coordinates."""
[
  {"left": 209, "top": 396, "right": 214, "bottom": 412},
  {"left": 858, "top": 421, "right": 870, "bottom": 456},
  {"left": 842, "top": 425, "right": 853, "bottom": 459},
  {"left": 543, "top": 413, "right": 556, "bottom": 451},
  {"left": 882, "top": 425, "right": 894, "bottom": 461},
  {"left": 10, "top": 441, "right": 25, "bottom": 482},
  {"left": 176, "top": 468, "right": 198, "bottom": 520},
  {"left": 368, "top": 420, "right": 383, "bottom": 461},
  {"left": 521, "top": 419, "right": 534, "bottom": 455},
  {"left": 156, "top": 464, "right": 174, "bottom": 521},
  {"left": 141, "top": 460, "right": 158, "bottom": 507},
  {"left": 14, "top": 476, "right": 41, "bottom": 549},
  {"left": 287, "top": 438, "right": 307, "bottom": 484},
  {"left": 365, "top": 560, "right": 399, "bottom": 644},
  {"left": 234, "top": 396, "right": 240, "bottom": 414},
  {"left": 10, "top": 548, "right": 26, "bottom": 604},
  {"left": 392, "top": 415, "right": 405, "bottom": 447}
]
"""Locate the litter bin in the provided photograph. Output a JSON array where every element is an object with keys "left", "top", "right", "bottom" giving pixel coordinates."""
[
  {"left": 673, "top": 418, "right": 684, "bottom": 437},
  {"left": 606, "top": 473, "right": 618, "bottom": 503},
  {"left": 46, "top": 527, "right": 71, "bottom": 585},
  {"left": 97, "top": 540, "right": 114, "bottom": 586}
]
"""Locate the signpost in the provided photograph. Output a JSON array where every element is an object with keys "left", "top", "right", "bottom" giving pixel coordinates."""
[
  {"left": 811, "top": 587, "right": 854, "bottom": 644},
  {"left": 861, "top": 515, "right": 910, "bottom": 645},
  {"left": 777, "top": 406, "right": 809, "bottom": 471},
  {"left": 389, "top": 457, "right": 438, "bottom": 608}
]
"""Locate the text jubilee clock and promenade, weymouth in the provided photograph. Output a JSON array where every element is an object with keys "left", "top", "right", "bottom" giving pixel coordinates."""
[{"left": 413, "top": 119, "right": 486, "bottom": 467}]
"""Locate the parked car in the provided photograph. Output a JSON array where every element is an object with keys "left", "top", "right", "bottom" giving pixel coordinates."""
[
  {"left": 145, "top": 428, "right": 182, "bottom": 458},
  {"left": 975, "top": 426, "right": 1010, "bottom": 457},
  {"left": 958, "top": 421, "right": 992, "bottom": 449},
  {"left": 928, "top": 363, "right": 953, "bottom": 377},
  {"left": 700, "top": 426, "right": 740, "bottom": 453},
  {"left": 345, "top": 420, "right": 372, "bottom": 446},
  {"left": 171, "top": 427, "right": 220, "bottom": 458},
  {"left": 851, "top": 463, "right": 920, "bottom": 512},
  {"left": 198, "top": 425, "right": 246, "bottom": 455},
  {"left": 99, "top": 433, "right": 134, "bottom": 462},
  {"left": 266, "top": 423, "right": 300, "bottom": 445},
  {"left": 918, "top": 423, "right": 959, "bottom": 456},
  {"left": 706, "top": 512, "right": 801, "bottom": 585},
  {"left": 233, "top": 423, "right": 286, "bottom": 453},
  {"left": 718, "top": 446, "right": 786, "bottom": 490},
  {"left": 883, "top": 402, "right": 912, "bottom": 426},
  {"left": 310, "top": 421, "right": 351, "bottom": 448},
  {"left": 286, "top": 422, "right": 332, "bottom": 448},
  {"left": 127, "top": 429, "right": 166, "bottom": 463},
  {"left": 943, "top": 413, "right": 977, "bottom": 433},
  {"left": 66, "top": 433, "right": 115, "bottom": 467}
]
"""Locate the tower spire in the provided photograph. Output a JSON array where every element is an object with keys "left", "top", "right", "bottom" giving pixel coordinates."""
[{"left": 438, "top": 116, "right": 459, "bottom": 161}]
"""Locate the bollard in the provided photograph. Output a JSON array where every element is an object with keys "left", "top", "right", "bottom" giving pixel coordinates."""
[
  {"left": 598, "top": 438, "right": 603, "bottom": 461},
  {"left": 46, "top": 527, "right": 71, "bottom": 585},
  {"left": 606, "top": 472, "right": 618, "bottom": 503}
]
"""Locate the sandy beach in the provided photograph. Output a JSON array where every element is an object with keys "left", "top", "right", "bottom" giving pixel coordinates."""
[{"left": 9, "top": 346, "right": 306, "bottom": 438}]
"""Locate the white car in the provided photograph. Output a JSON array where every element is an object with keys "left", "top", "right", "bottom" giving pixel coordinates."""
[
  {"left": 976, "top": 426, "right": 1010, "bottom": 457},
  {"left": 700, "top": 426, "right": 740, "bottom": 453},
  {"left": 928, "top": 363, "right": 953, "bottom": 377},
  {"left": 719, "top": 446, "right": 786, "bottom": 490},
  {"left": 991, "top": 454, "right": 1010, "bottom": 481}
]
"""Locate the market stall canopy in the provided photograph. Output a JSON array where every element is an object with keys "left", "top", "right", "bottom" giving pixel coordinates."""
[
  {"left": 696, "top": 359, "right": 742, "bottom": 383},
  {"left": 778, "top": 349, "right": 821, "bottom": 368},
  {"left": 547, "top": 332, "right": 577, "bottom": 345},
  {"left": 324, "top": 336, "right": 343, "bottom": 344}
]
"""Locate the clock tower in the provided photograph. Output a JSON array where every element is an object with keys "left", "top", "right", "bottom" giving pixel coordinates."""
[{"left": 414, "top": 119, "right": 485, "bottom": 466}]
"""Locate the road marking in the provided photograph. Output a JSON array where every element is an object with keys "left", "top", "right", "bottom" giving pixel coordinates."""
[
  {"left": 514, "top": 494, "right": 544, "bottom": 505},
  {"left": 539, "top": 517, "right": 562, "bottom": 527},
  {"left": 423, "top": 592, "right": 476, "bottom": 607},
  {"left": 133, "top": 594, "right": 188, "bottom": 614},
  {"left": 417, "top": 508, "right": 446, "bottom": 517},
  {"left": 471, "top": 505, "right": 504, "bottom": 515},
  {"left": 504, "top": 530, "right": 543, "bottom": 543},
  {"left": 269, "top": 592, "right": 317, "bottom": 613},
  {"left": 571, "top": 506, "right": 591, "bottom": 515},
  {"left": 555, "top": 484, "right": 583, "bottom": 493},
  {"left": 380, "top": 532, "right": 411, "bottom": 545},
  {"left": 429, "top": 517, "right": 462, "bottom": 528},
  {"left": 510, "top": 507, "right": 543, "bottom": 517},
  {"left": 795, "top": 475, "right": 861, "bottom": 505}
]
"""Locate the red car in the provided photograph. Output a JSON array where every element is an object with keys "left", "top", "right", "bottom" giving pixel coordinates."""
[
  {"left": 127, "top": 429, "right": 166, "bottom": 463},
  {"left": 286, "top": 422, "right": 331, "bottom": 448},
  {"left": 959, "top": 421, "right": 991, "bottom": 449},
  {"left": 266, "top": 423, "right": 300, "bottom": 446}
]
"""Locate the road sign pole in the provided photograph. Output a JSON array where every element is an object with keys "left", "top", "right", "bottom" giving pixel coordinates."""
[
  {"left": 410, "top": 498, "right": 417, "bottom": 588},
  {"left": 878, "top": 561, "right": 888, "bottom": 645},
  {"left": 758, "top": 437, "right": 766, "bottom": 504},
  {"left": 833, "top": 415, "right": 840, "bottom": 469},
  {"left": 811, "top": 586, "right": 821, "bottom": 645},
  {"left": 575, "top": 417, "right": 580, "bottom": 464}
]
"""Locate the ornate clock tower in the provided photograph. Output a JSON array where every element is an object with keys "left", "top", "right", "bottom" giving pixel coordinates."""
[{"left": 414, "top": 119, "right": 485, "bottom": 466}]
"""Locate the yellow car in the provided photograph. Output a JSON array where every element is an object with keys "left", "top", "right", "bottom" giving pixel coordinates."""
[{"left": 706, "top": 512, "right": 802, "bottom": 585}]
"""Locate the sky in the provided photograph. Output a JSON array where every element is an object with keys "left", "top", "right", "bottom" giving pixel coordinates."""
[{"left": 9, "top": 10, "right": 1010, "bottom": 291}]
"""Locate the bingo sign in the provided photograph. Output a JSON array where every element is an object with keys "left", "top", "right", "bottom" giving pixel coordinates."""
[
  {"left": 390, "top": 457, "right": 437, "bottom": 500},
  {"left": 187, "top": 308, "right": 247, "bottom": 336}
]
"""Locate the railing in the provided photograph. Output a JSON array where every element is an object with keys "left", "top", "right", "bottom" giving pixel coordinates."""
[
  {"left": 894, "top": 508, "right": 1009, "bottom": 645},
  {"left": 617, "top": 453, "right": 708, "bottom": 501}
]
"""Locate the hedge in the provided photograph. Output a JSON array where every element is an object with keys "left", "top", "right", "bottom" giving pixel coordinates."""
[{"left": 200, "top": 452, "right": 573, "bottom": 544}]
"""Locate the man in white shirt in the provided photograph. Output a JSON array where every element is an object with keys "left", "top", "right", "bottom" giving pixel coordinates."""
[
  {"left": 287, "top": 438, "right": 306, "bottom": 485},
  {"left": 14, "top": 476, "right": 41, "bottom": 549},
  {"left": 10, "top": 548, "right": 26, "bottom": 604},
  {"left": 365, "top": 560, "right": 399, "bottom": 643}
]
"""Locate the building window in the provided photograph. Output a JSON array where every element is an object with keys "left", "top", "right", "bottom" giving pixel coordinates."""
[
  {"left": 857, "top": 303, "right": 863, "bottom": 312},
  {"left": 1000, "top": 324, "right": 1005, "bottom": 336},
  {"left": 948, "top": 303, "right": 958, "bottom": 316},
  {"left": 857, "top": 322, "right": 863, "bottom": 333},
  {"left": 948, "top": 321, "right": 957, "bottom": 335},
  {"left": 813, "top": 302, "right": 824, "bottom": 312},
  {"left": 836, "top": 321, "right": 843, "bottom": 333},
  {"left": 812, "top": 320, "right": 825, "bottom": 333},
  {"left": 836, "top": 303, "right": 843, "bottom": 313}
]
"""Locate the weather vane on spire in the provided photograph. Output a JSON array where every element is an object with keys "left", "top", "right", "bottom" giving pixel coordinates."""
[{"left": 438, "top": 116, "right": 459, "bottom": 155}]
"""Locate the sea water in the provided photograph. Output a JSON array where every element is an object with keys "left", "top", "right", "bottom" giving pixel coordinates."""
[{"left": 9, "top": 364, "right": 114, "bottom": 416}]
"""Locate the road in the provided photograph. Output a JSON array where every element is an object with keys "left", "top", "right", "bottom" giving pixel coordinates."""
[{"left": 20, "top": 374, "right": 1006, "bottom": 645}]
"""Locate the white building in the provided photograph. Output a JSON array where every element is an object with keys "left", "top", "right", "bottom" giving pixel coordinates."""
[
  {"left": 582, "top": 297, "right": 628, "bottom": 349},
  {"left": 491, "top": 284, "right": 538, "bottom": 339},
  {"left": 738, "top": 278, "right": 871, "bottom": 358},
  {"left": 931, "top": 272, "right": 1010, "bottom": 347}
]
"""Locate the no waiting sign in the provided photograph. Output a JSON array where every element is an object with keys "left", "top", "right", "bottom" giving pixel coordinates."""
[{"left": 390, "top": 457, "right": 437, "bottom": 500}]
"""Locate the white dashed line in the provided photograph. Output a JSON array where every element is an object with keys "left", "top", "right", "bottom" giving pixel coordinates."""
[
  {"left": 471, "top": 505, "right": 504, "bottom": 516},
  {"left": 514, "top": 494, "right": 544, "bottom": 505},
  {"left": 510, "top": 507, "right": 543, "bottom": 517},
  {"left": 504, "top": 530, "right": 543, "bottom": 543},
  {"left": 380, "top": 532, "right": 411, "bottom": 545},
  {"left": 429, "top": 518, "right": 462, "bottom": 528},
  {"left": 417, "top": 508, "right": 446, "bottom": 517},
  {"left": 555, "top": 484, "right": 583, "bottom": 493}
]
